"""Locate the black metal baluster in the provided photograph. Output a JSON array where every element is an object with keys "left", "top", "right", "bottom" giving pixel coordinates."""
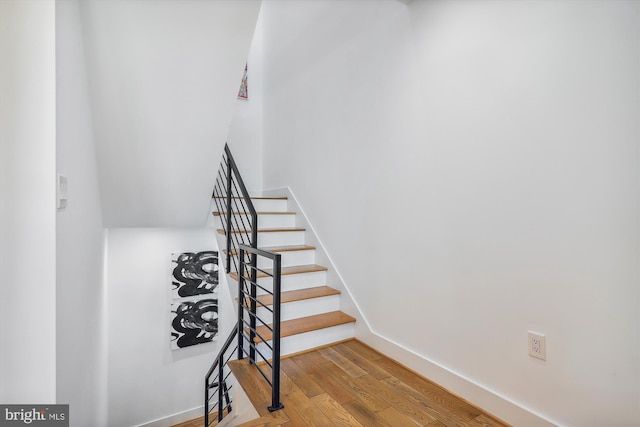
[
  {"left": 225, "top": 155, "right": 232, "bottom": 273},
  {"left": 238, "top": 247, "right": 245, "bottom": 361},
  {"left": 204, "top": 376, "right": 209, "bottom": 426},
  {"left": 269, "top": 252, "right": 284, "bottom": 411},
  {"left": 217, "top": 359, "right": 224, "bottom": 422}
]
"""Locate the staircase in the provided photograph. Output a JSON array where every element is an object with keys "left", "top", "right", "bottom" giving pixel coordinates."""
[
  {"left": 214, "top": 196, "right": 356, "bottom": 358},
  {"left": 205, "top": 144, "right": 356, "bottom": 425}
]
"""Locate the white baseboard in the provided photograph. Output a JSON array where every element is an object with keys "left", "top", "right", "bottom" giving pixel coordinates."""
[{"left": 136, "top": 406, "right": 203, "bottom": 427}]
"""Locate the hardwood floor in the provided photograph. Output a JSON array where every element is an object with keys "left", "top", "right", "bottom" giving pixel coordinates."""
[
  {"left": 171, "top": 417, "right": 205, "bottom": 427},
  {"left": 189, "top": 339, "right": 511, "bottom": 427}
]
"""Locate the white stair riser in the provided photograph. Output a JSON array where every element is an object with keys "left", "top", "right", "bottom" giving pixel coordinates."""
[
  {"left": 256, "top": 214, "right": 296, "bottom": 229},
  {"left": 256, "top": 271, "right": 327, "bottom": 292},
  {"left": 221, "top": 213, "right": 295, "bottom": 229},
  {"left": 257, "top": 250, "right": 315, "bottom": 269},
  {"left": 251, "top": 323, "right": 355, "bottom": 360},
  {"left": 251, "top": 199, "right": 288, "bottom": 211},
  {"left": 255, "top": 231, "right": 305, "bottom": 247},
  {"left": 225, "top": 214, "right": 257, "bottom": 231},
  {"left": 255, "top": 295, "right": 341, "bottom": 323}
]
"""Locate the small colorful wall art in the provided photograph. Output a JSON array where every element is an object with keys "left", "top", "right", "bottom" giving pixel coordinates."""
[
  {"left": 238, "top": 64, "right": 248, "bottom": 99},
  {"left": 170, "top": 251, "right": 219, "bottom": 350}
]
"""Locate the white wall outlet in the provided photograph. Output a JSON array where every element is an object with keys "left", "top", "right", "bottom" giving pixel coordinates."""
[{"left": 528, "top": 331, "right": 546, "bottom": 360}]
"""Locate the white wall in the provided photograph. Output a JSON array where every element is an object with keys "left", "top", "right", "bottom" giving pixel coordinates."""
[
  {"left": 226, "top": 7, "right": 265, "bottom": 193},
  {"left": 106, "top": 228, "right": 229, "bottom": 427},
  {"left": 0, "top": 0, "right": 57, "bottom": 403},
  {"left": 261, "top": 1, "right": 640, "bottom": 426},
  {"left": 80, "top": 0, "right": 261, "bottom": 228},
  {"left": 55, "top": 0, "right": 107, "bottom": 425}
]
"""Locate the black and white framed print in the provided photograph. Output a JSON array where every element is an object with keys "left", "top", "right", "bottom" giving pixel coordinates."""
[
  {"left": 170, "top": 251, "right": 219, "bottom": 299},
  {"left": 170, "top": 297, "right": 218, "bottom": 350},
  {"left": 169, "top": 250, "right": 219, "bottom": 350}
]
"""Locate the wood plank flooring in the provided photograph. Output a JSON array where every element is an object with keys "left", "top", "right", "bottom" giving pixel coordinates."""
[
  {"left": 206, "top": 339, "right": 512, "bottom": 427},
  {"left": 171, "top": 416, "right": 204, "bottom": 427}
]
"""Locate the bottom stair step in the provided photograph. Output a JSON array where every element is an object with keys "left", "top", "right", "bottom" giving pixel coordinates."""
[
  {"left": 252, "top": 311, "right": 356, "bottom": 342},
  {"left": 229, "top": 359, "right": 279, "bottom": 418}
]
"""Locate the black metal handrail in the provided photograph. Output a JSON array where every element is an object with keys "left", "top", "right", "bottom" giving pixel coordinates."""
[
  {"left": 212, "top": 144, "right": 258, "bottom": 275},
  {"left": 238, "top": 244, "right": 284, "bottom": 412},
  {"left": 204, "top": 323, "right": 238, "bottom": 426},
  {"left": 205, "top": 144, "right": 283, "bottom": 425}
]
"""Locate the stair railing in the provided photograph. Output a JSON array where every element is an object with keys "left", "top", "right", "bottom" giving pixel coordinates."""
[
  {"left": 205, "top": 144, "right": 283, "bottom": 425},
  {"left": 212, "top": 143, "right": 258, "bottom": 275},
  {"left": 238, "top": 245, "right": 284, "bottom": 412},
  {"left": 204, "top": 323, "right": 238, "bottom": 425}
]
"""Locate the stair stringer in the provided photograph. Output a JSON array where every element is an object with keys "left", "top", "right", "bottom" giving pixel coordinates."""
[{"left": 258, "top": 187, "right": 372, "bottom": 341}]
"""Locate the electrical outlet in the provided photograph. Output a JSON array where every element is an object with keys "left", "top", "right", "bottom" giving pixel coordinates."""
[{"left": 528, "top": 331, "right": 546, "bottom": 360}]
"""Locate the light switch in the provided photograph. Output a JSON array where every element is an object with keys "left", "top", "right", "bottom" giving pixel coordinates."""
[{"left": 57, "top": 175, "right": 68, "bottom": 209}]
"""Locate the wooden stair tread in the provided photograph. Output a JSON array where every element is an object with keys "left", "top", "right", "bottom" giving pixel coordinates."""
[
  {"left": 217, "top": 227, "right": 305, "bottom": 235},
  {"left": 224, "top": 245, "right": 316, "bottom": 256},
  {"left": 256, "top": 286, "right": 340, "bottom": 306},
  {"left": 213, "top": 211, "right": 296, "bottom": 216},
  {"left": 229, "top": 359, "right": 280, "bottom": 418},
  {"left": 229, "top": 264, "right": 328, "bottom": 281},
  {"left": 254, "top": 311, "right": 356, "bottom": 342}
]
